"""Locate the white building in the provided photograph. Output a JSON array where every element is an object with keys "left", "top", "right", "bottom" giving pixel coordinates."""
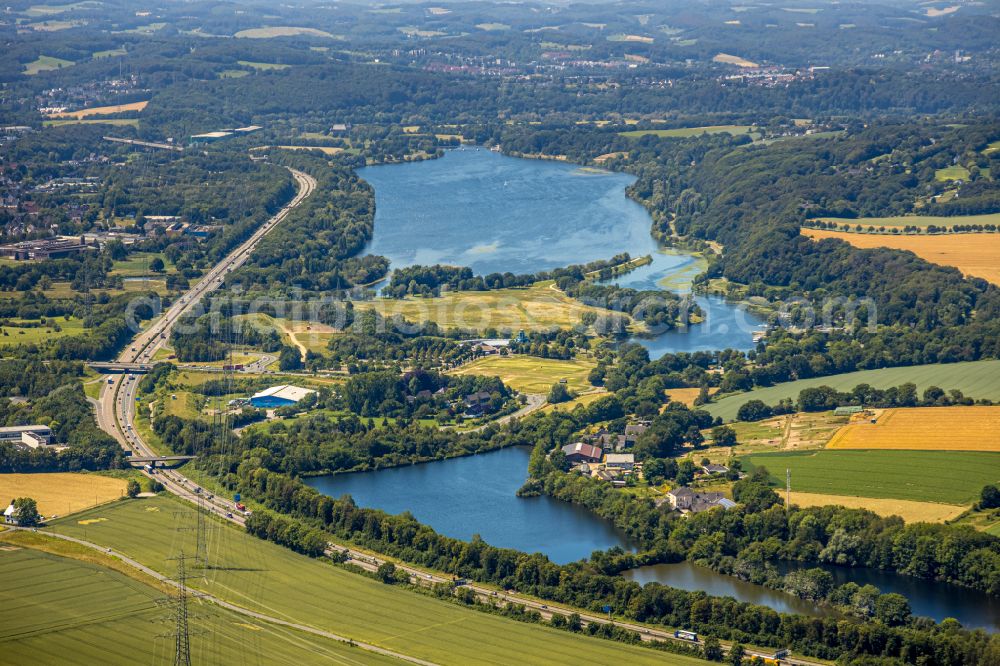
[{"left": 0, "top": 425, "right": 52, "bottom": 446}]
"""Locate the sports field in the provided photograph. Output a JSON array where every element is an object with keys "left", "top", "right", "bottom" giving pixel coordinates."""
[
  {"left": 45, "top": 100, "right": 148, "bottom": 119},
  {"left": 742, "top": 449, "right": 1000, "bottom": 505},
  {"left": 786, "top": 492, "right": 966, "bottom": 523},
  {"left": 358, "top": 281, "right": 635, "bottom": 333},
  {"left": 826, "top": 406, "right": 1000, "bottom": 451},
  {"left": 706, "top": 359, "right": 1000, "bottom": 422},
  {"left": 809, "top": 212, "right": 1000, "bottom": 229},
  {"left": 449, "top": 355, "right": 596, "bottom": 394},
  {"left": 0, "top": 540, "right": 395, "bottom": 665},
  {"left": 620, "top": 125, "right": 751, "bottom": 139},
  {"left": 46, "top": 495, "right": 704, "bottom": 666},
  {"left": 0, "top": 473, "right": 127, "bottom": 517},
  {"left": 803, "top": 228, "right": 1000, "bottom": 285}
]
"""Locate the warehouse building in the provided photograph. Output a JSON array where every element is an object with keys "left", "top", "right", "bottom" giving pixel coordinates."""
[{"left": 249, "top": 385, "right": 317, "bottom": 409}]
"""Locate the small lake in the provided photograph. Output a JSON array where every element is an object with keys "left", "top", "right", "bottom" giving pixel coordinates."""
[
  {"left": 304, "top": 446, "right": 636, "bottom": 565},
  {"left": 359, "top": 148, "right": 762, "bottom": 356}
]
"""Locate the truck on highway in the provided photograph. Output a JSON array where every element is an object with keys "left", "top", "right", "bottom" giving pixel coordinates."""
[
  {"left": 674, "top": 630, "right": 698, "bottom": 642},
  {"left": 143, "top": 464, "right": 155, "bottom": 474},
  {"left": 235, "top": 502, "right": 247, "bottom": 512}
]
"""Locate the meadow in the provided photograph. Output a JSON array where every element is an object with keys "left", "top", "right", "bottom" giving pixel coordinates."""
[
  {"left": 705, "top": 359, "right": 1000, "bottom": 422},
  {"left": 43, "top": 118, "right": 139, "bottom": 127},
  {"left": 619, "top": 125, "right": 751, "bottom": 139},
  {"left": 0, "top": 472, "right": 127, "bottom": 517},
  {"left": 23, "top": 54, "right": 73, "bottom": 75},
  {"left": 234, "top": 27, "right": 335, "bottom": 39},
  {"left": 803, "top": 228, "right": 1000, "bottom": 285},
  {"left": 742, "top": 449, "right": 1000, "bottom": 505},
  {"left": 358, "top": 281, "right": 636, "bottom": 333},
  {"left": 449, "top": 355, "right": 596, "bottom": 395},
  {"left": 935, "top": 165, "right": 971, "bottom": 181},
  {"left": 826, "top": 406, "right": 1000, "bottom": 451},
  {"left": 46, "top": 495, "right": 705, "bottom": 666},
  {"left": 0, "top": 541, "right": 395, "bottom": 665},
  {"left": 809, "top": 211, "right": 1000, "bottom": 229},
  {"left": 237, "top": 60, "right": 291, "bottom": 70},
  {"left": 0, "top": 316, "right": 85, "bottom": 348},
  {"left": 45, "top": 100, "right": 148, "bottom": 119}
]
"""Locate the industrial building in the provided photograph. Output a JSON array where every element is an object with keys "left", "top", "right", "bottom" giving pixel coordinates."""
[
  {"left": 0, "top": 425, "right": 53, "bottom": 447},
  {"left": 249, "top": 385, "right": 317, "bottom": 409}
]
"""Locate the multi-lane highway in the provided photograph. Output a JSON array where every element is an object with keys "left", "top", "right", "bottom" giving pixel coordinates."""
[{"left": 90, "top": 164, "right": 813, "bottom": 665}]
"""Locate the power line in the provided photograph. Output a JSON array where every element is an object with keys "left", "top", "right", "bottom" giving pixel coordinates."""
[{"left": 167, "top": 552, "right": 194, "bottom": 666}]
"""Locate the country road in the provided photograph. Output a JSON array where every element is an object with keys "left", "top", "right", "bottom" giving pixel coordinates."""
[{"left": 88, "top": 165, "right": 815, "bottom": 666}]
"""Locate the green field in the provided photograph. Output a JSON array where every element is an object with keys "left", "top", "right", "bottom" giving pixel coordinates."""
[
  {"left": 0, "top": 541, "right": 397, "bottom": 665},
  {"left": 935, "top": 165, "right": 971, "bottom": 182},
  {"left": 742, "top": 450, "right": 1000, "bottom": 505},
  {"left": 237, "top": 60, "right": 291, "bottom": 70},
  {"left": 811, "top": 212, "right": 1000, "bottom": 229},
  {"left": 0, "top": 317, "right": 85, "bottom": 348},
  {"left": 43, "top": 118, "right": 139, "bottom": 127},
  {"left": 23, "top": 54, "right": 74, "bottom": 75},
  {"left": 46, "top": 495, "right": 706, "bottom": 666},
  {"left": 92, "top": 47, "right": 127, "bottom": 58},
  {"left": 619, "top": 125, "right": 751, "bottom": 139},
  {"left": 219, "top": 68, "right": 250, "bottom": 78},
  {"left": 110, "top": 251, "right": 175, "bottom": 277},
  {"left": 706, "top": 360, "right": 1000, "bottom": 422}
]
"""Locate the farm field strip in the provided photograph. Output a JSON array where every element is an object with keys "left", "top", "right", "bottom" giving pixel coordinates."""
[
  {"left": 808, "top": 212, "right": 1000, "bottom": 228},
  {"left": 45, "top": 100, "right": 148, "bottom": 119},
  {"left": 786, "top": 492, "right": 967, "bottom": 523},
  {"left": 826, "top": 406, "right": 1000, "bottom": 451},
  {"left": 45, "top": 495, "right": 696, "bottom": 666},
  {"left": 0, "top": 473, "right": 127, "bottom": 517},
  {"left": 449, "top": 355, "right": 596, "bottom": 394},
  {"left": 706, "top": 359, "right": 1000, "bottom": 422},
  {"left": 619, "top": 125, "right": 751, "bottom": 139},
  {"left": 803, "top": 228, "right": 1000, "bottom": 285},
  {"left": 742, "top": 449, "right": 1000, "bottom": 505}
]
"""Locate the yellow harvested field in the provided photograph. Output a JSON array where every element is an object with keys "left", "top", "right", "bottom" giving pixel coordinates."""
[
  {"left": 713, "top": 53, "right": 759, "bottom": 68},
  {"left": 803, "top": 229, "right": 1000, "bottom": 285},
  {"left": 357, "top": 281, "right": 637, "bottom": 332},
  {"left": 234, "top": 26, "right": 334, "bottom": 39},
  {"left": 45, "top": 100, "right": 148, "bottom": 119},
  {"left": 0, "top": 473, "right": 127, "bottom": 518},
  {"left": 788, "top": 491, "right": 966, "bottom": 523},
  {"left": 664, "top": 387, "right": 717, "bottom": 407},
  {"left": 539, "top": 390, "right": 609, "bottom": 414},
  {"left": 275, "top": 145, "right": 343, "bottom": 155},
  {"left": 450, "top": 355, "right": 596, "bottom": 394},
  {"left": 826, "top": 406, "right": 1000, "bottom": 451}
]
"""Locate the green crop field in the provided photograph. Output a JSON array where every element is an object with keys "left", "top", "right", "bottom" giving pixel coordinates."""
[
  {"left": 742, "top": 449, "right": 1000, "bottom": 505},
  {"left": 619, "top": 125, "right": 751, "bottom": 139},
  {"left": 0, "top": 317, "right": 85, "bottom": 348},
  {"left": 935, "top": 165, "right": 971, "bottom": 182},
  {"left": 706, "top": 359, "right": 1000, "bottom": 422},
  {"left": 23, "top": 54, "right": 74, "bottom": 75},
  {"left": 237, "top": 60, "right": 292, "bottom": 70},
  {"left": 811, "top": 212, "right": 1000, "bottom": 228},
  {"left": 47, "top": 495, "right": 707, "bottom": 666},
  {"left": 0, "top": 543, "right": 396, "bottom": 665}
]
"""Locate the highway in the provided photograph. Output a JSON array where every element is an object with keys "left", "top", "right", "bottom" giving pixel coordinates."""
[{"left": 90, "top": 165, "right": 817, "bottom": 665}]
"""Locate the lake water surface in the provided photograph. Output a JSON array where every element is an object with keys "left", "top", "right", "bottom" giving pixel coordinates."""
[{"left": 359, "top": 148, "right": 763, "bottom": 356}]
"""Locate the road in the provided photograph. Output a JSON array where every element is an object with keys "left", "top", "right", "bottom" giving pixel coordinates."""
[{"left": 90, "top": 165, "right": 817, "bottom": 666}]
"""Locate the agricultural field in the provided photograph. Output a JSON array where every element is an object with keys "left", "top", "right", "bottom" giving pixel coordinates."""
[
  {"left": 785, "top": 492, "right": 967, "bottom": 523},
  {"left": 826, "top": 406, "right": 1000, "bottom": 451},
  {"left": 803, "top": 228, "right": 1000, "bottom": 285},
  {"left": 45, "top": 100, "right": 148, "bottom": 119},
  {"left": 92, "top": 47, "right": 127, "bottom": 58},
  {"left": 0, "top": 473, "right": 127, "bottom": 517},
  {"left": 538, "top": 390, "right": 609, "bottom": 414},
  {"left": 742, "top": 449, "right": 1000, "bottom": 505},
  {"left": 0, "top": 541, "right": 391, "bottom": 666},
  {"left": 234, "top": 27, "right": 335, "bottom": 39},
  {"left": 712, "top": 411, "right": 846, "bottom": 453},
  {"left": 935, "top": 165, "right": 972, "bottom": 181},
  {"left": 0, "top": 316, "right": 84, "bottom": 348},
  {"left": 23, "top": 2, "right": 99, "bottom": 17},
  {"left": 275, "top": 145, "right": 343, "bottom": 155},
  {"left": 110, "top": 251, "right": 175, "bottom": 277},
  {"left": 712, "top": 53, "right": 759, "bottom": 67},
  {"left": 449, "top": 355, "right": 596, "bottom": 395},
  {"left": 219, "top": 69, "right": 250, "bottom": 78},
  {"left": 237, "top": 60, "right": 291, "bottom": 70},
  {"left": 809, "top": 212, "right": 1000, "bottom": 229},
  {"left": 475, "top": 22, "right": 510, "bottom": 30},
  {"left": 43, "top": 118, "right": 138, "bottom": 127},
  {"left": 46, "top": 495, "right": 704, "bottom": 666},
  {"left": 664, "top": 387, "right": 716, "bottom": 407},
  {"left": 23, "top": 54, "right": 73, "bottom": 75},
  {"left": 705, "top": 359, "right": 1000, "bottom": 422},
  {"left": 358, "top": 281, "right": 638, "bottom": 333},
  {"left": 619, "top": 125, "right": 751, "bottom": 139},
  {"left": 607, "top": 34, "right": 654, "bottom": 43}
]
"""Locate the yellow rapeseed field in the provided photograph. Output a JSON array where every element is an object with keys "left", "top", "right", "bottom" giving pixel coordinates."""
[
  {"left": 826, "top": 406, "right": 1000, "bottom": 451},
  {"left": 0, "top": 473, "right": 127, "bottom": 517},
  {"left": 803, "top": 229, "right": 1000, "bottom": 285}
]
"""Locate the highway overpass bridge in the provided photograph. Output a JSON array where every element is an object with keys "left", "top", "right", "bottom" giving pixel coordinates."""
[
  {"left": 88, "top": 362, "right": 154, "bottom": 373},
  {"left": 127, "top": 455, "right": 196, "bottom": 467}
]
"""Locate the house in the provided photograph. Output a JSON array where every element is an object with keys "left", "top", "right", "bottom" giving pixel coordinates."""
[
  {"left": 249, "top": 385, "right": 317, "bottom": 409},
  {"left": 464, "top": 391, "right": 493, "bottom": 416},
  {"left": 665, "top": 488, "right": 736, "bottom": 514},
  {"left": 562, "top": 442, "right": 603, "bottom": 464},
  {"left": 624, "top": 422, "right": 649, "bottom": 440},
  {"left": 604, "top": 453, "right": 635, "bottom": 472},
  {"left": 3, "top": 502, "right": 17, "bottom": 525},
  {"left": 0, "top": 425, "right": 52, "bottom": 445},
  {"left": 702, "top": 463, "right": 729, "bottom": 475}
]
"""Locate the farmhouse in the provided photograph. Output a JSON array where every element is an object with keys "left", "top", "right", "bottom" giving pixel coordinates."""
[
  {"left": 249, "top": 385, "right": 317, "bottom": 409},
  {"left": 3, "top": 502, "right": 17, "bottom": 525},
  {"left": 562, "top": 442, "right": 603, "bottom": 464},
  {"left": 701, "top": 463, "right": 729, "bottom": 475},
  {"left": 604, "top": 453, "right": 635, "bottom": 471},
  {"left": 0, "top": 425, "right": 52, "bottom": 446},
  {"left": 664, "top": 487, "right": 736, "bottom": 514},
  {"left": 464, "top": 391, "right": 494, "bottom": 416}
]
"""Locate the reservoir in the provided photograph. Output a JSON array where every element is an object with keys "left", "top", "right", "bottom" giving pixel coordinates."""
[
  {"left": 359, "top": 148, "right": 763, "bottom": 356},
  {"left": 304, "top": 446, "right": 636, "bottom": 565}
]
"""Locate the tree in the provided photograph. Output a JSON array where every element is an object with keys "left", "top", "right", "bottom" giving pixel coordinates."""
[
  {"left": 149, "top": 257, "right": 165, "bottom": 273},
  {"left": 547, "top": 382, "right": 573, "bottom": 404},
  {"left": 278, "top": 345, "right": 303, "bottom": 371},
  {"left": 126, "top": 479, "right": 141, "bottom": 498},
  {"left": 376, "top": 561, "right": 398, "bottom": 584},
  {"left": 736, "top": 400, "right": 772, "bottom": 422},
  {"left": 711, "top": 425, "right": 737, "bottom": 447},
  {"left": 874, "top": 593, "right": 911, "bottom": 626},
  {"left": 11, "top": 497, "right": 41, "bottom": 526},
  {"left": 980, "top": 484, "right": 1000, "bottom": 509},
  {"left": 728, "top": 642, "right": 746, "bottom": 666},
  {"left": 703, "top": 636, "right": 723, "bottom": 661}
]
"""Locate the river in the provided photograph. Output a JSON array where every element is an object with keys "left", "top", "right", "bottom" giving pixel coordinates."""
[{"left": 358, "top": 147, "right": 763, "bottom": 357}]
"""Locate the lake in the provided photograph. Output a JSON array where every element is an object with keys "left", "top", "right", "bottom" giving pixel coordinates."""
[
  {"left": 358, "top": 148, "right": 763, "bottom": 356},
  {"left": 304, "top": 446, "right": 636, "bottom": 565}
]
